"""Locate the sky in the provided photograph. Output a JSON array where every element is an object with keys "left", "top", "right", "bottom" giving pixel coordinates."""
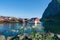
[{"left": 0, "top": 0, "right": 52, "bottom": 18}]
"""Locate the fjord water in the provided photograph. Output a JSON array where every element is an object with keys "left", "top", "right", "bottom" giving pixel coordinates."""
[{"left": 0, "top": 23, "right": 43, "bottom": 37}]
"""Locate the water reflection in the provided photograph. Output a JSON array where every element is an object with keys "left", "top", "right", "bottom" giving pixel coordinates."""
[
  {"left": 0, "top": 24, "right": 4, "bottom": 33},
  {"left": 0, "top": 23, "right": 43, "bottom": 37}
]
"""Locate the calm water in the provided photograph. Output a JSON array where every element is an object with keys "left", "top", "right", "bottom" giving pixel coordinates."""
[{"left": 0, "top": 23, "right": 43, "bottom": 37}]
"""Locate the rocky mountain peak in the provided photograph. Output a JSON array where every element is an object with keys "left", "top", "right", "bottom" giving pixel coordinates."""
[
  {"left": 41, "top": 0, "right": 60, "bottom": 34},
  {"left": 52, "top": 0, "right": 60, "bottom": 3},
  {"left": 41, "top": 0, "right": 60, "bottom": 21}
]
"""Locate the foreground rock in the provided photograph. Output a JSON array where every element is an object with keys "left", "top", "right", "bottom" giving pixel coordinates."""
[
  {"left": 7, "top": 36, "right": 13, "bottom": 40},
  {"left": 0, "top": 35, "right": 5, "bottom": 40}
]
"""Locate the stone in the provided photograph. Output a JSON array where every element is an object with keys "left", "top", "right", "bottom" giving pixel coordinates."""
[
  {"left": 0, "top": 35, "right": 6, "bottom": 40},
  {"left": 7, "top": 36, "right": 13, "bottom": 40}
]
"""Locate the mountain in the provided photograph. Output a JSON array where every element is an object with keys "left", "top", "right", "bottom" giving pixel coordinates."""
[{"left": 41, "top": 0, "right": 60, "bottom": 34}]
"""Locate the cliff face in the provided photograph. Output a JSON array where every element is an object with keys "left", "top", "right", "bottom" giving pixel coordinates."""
[
  {"left": 41, "top": 0, "right": 60, "bottom": 34},
  {"left": 42, "top": 0, "right": 60, "bottom": 21}
]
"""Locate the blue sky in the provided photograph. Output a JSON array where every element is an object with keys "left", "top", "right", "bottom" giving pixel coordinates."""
[{"left": 0, "top": 0, "right": 51, "bottom": 18}]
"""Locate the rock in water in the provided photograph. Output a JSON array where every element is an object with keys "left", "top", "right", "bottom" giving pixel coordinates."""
[
  {"left": 41, "top": 0, "right": 60, "bottom": 34},
  {"left": 7, "top": 36, "right": 13, "bottom": 40},
  {"left": 0, "top": 35, "right": 6, "bottom": 40}
]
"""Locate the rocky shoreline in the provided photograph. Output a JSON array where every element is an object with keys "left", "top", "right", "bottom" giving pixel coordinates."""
[{"left": 0, "top": 32, "right": 59, "bottom": 40}]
